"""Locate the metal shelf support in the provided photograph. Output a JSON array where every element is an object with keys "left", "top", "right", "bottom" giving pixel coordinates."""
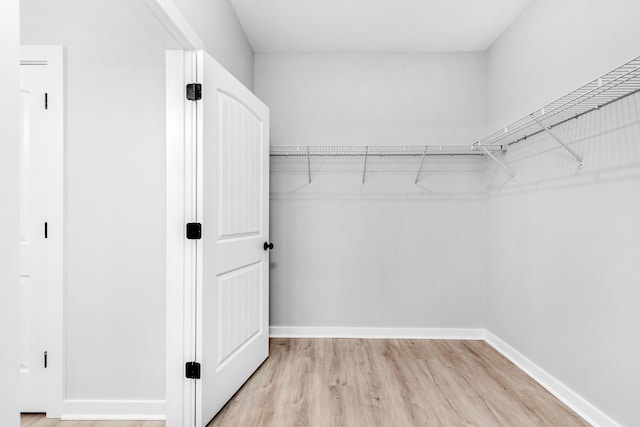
[
  {"left": 480, "top": 146, "right": 515, "bottom": 178},
  {"left": 414, "top": 147, "right": 427, "bottom": 185},
  {"left": 306, "top": 146, "right": 311, "bottom": 184},
  {"left": 531, "top": 115, "right": 583, "bottom": 167},
  {"left": 362, "top": 146, "right": 368, "bottom": 184}
]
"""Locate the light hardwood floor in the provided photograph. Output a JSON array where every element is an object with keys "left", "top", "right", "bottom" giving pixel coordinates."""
[
  {"left": 20, "top": 413, "right": 164, "bottom": 427},
  {"left": 22, "top": 338, "right": 590, "bottom": 427}
]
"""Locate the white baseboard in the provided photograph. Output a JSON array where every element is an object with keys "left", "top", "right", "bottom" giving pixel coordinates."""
[
  {"left": 57, "top": 332, "right": 617, "bottom": 424},
  {"left": 270, "top": 326, "right": 486, "bottom": 340},
  {"left": 485, "top": 331, "right": 620, "bottom": 427},
  {"left": 60, "top": 399, "right": 165, "bottom": 421}
]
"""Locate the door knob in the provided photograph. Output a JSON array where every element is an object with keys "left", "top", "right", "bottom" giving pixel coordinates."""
[{"left": 263, "top": 242, "right": 274, "bottom": 251}]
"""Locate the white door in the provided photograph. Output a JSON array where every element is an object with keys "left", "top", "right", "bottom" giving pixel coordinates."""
[
  {"left": 195, "top": 51, "right": 271, "bottom": 426},
  {"left": 19, "top": 63, "right": 50, "bottom": 412}
]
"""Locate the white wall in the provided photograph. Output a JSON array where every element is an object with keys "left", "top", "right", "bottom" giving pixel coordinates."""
[
  {"left": 257, "top": 53, "right": 486, "bottom": 147},
  {"left": 486, "top": 93, "right": 640, "bottom": 427},
  {"left": 257, "top": 53, "right": 488, "bottom": 329},
  {"left": 486, "top": 1, "right": 640, "bottom": 425},
  {"left": 172, "top": 0, "right": 254, "bottom": 90},
  {"left": 21, "top": 0, "right": 166, "bottom": 410},
  {"left": 0, "top": 0, "right": 21, "bottom": 425},
  {"left": 487, "top": 0, "right": 640, "bottom": 130}
]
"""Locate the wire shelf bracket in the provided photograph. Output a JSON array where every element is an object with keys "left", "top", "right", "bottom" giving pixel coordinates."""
[
  {"left": 306, "top": 145, "right": 312, "bottom": 184},
  {"left": 531, "top": 115, "right": 583, "bottom": 167},
  {"left": 414, "top": 147, "right": 427, "bottom": 185},
  {"left": 480, "top": 146, "right": 515, "bottom": 178},
  {"left": 362, "top": 146, "right": 369, "bottom": 184}
]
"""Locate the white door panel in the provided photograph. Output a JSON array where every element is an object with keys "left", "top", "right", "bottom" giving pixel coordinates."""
[
  {"left": 217, "top": 91, "right": 262, "bottom": 240},
  {"left": 195, "top": 51, "right": 270, "bottom": 427}
]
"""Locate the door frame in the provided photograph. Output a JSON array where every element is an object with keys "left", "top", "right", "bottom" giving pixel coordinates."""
[
  {"left": 117, "top": 0, "right": 204, "bottom": 425},
  {"left": 120, "top": 2, "right": 264, "bottom": 425},
  {"left": 166, "top": 49, "right": 199, "bottom": 427},
  {"left": 137, "top": 2, "right": 202, "bottom": 426},
  {"left": 19, "top": 45, "right": 64, "bottom": 418}
]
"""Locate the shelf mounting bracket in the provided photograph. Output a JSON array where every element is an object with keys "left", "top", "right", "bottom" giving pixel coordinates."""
[
  {"left": 306, "top": 146, "right": 311, "bottom": 184},
  {"left": 531, "top": 115, "right": 583, "bottom": 167},
  {"left": 414, "top": 146, "right": 427, "bottom": 185},
  {"left": 480, "top": 146, "right": 516, "bottom": 178},
  {"left": 362, "top": 146, "right": 369, "bottom": 184}
]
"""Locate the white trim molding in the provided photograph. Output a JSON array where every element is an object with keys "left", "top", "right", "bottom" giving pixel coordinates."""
[
  {"left": 485, "top": 331, "right": 620, "bottom": 427},
  {"left": 20, "top": 45, "right": 65, "bottom": 419},
  {"left": 270, "top": 326, "right": 486, "bottom": 340},
  {"left": 60, "top": 399, "right": 165, "bottom": 421},
  {"left": 166, "top": 49, "right": 197, "bottom": 427},
  {"left": 118, "top": 0, "right": 203, "bottom": 49}
]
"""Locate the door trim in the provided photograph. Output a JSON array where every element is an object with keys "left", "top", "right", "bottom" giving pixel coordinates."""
[
  {"left": 118, "top": 0, "right": 203, "bottom": 50},
  {"left": 126, "top": 0, "right": 203, "bottom": 425},
  {"left": 19, "top": 45, "right": 64, "bottom": 418},
  {"left": 166, "top": 49, "right": 198, "bottom": 427}
]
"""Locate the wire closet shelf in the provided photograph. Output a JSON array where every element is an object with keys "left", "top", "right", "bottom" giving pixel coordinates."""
[
  {"left": 474, "top": 55, "right": 640, "bottom": 149},
  {"left": 269, "top": 55, "right": 640, "bottom": 179},
  {"left": 269, "top": 145, "right": 499, "bottom": 185},
  {"left": 270, "top": 145, "right": 500, "bottom": 157}
]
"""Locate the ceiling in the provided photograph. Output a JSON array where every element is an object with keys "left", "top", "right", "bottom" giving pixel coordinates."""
[{"left": 230, "top": 0, "right": 532, "bottom": 53}]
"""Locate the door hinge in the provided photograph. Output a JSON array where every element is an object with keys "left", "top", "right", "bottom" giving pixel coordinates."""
[
  {"left": 44, "top": 93, "right": 48, "bottom": 109},
  {"left": 186, "top": 222, "right": 202, "bottom": 240},
  {"left": 186, "top": 83, "right": 202, "bottom": 101},
  {"left": 185, "top": 361, "right": 201, "bottom": 379},
  {"left": 44, "top": 351, "right": 48, "bottom": 368}
]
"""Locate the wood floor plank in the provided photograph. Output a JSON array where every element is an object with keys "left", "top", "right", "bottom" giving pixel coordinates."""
[
  {"left": 20, "top": 414, "right": 164, "bottom": 427},
  {"left": 22, "top": 338, "right": 591, "bottom": 427},
  {"left": 209, "top": 338, "right": 590, "bottom": 427}
]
